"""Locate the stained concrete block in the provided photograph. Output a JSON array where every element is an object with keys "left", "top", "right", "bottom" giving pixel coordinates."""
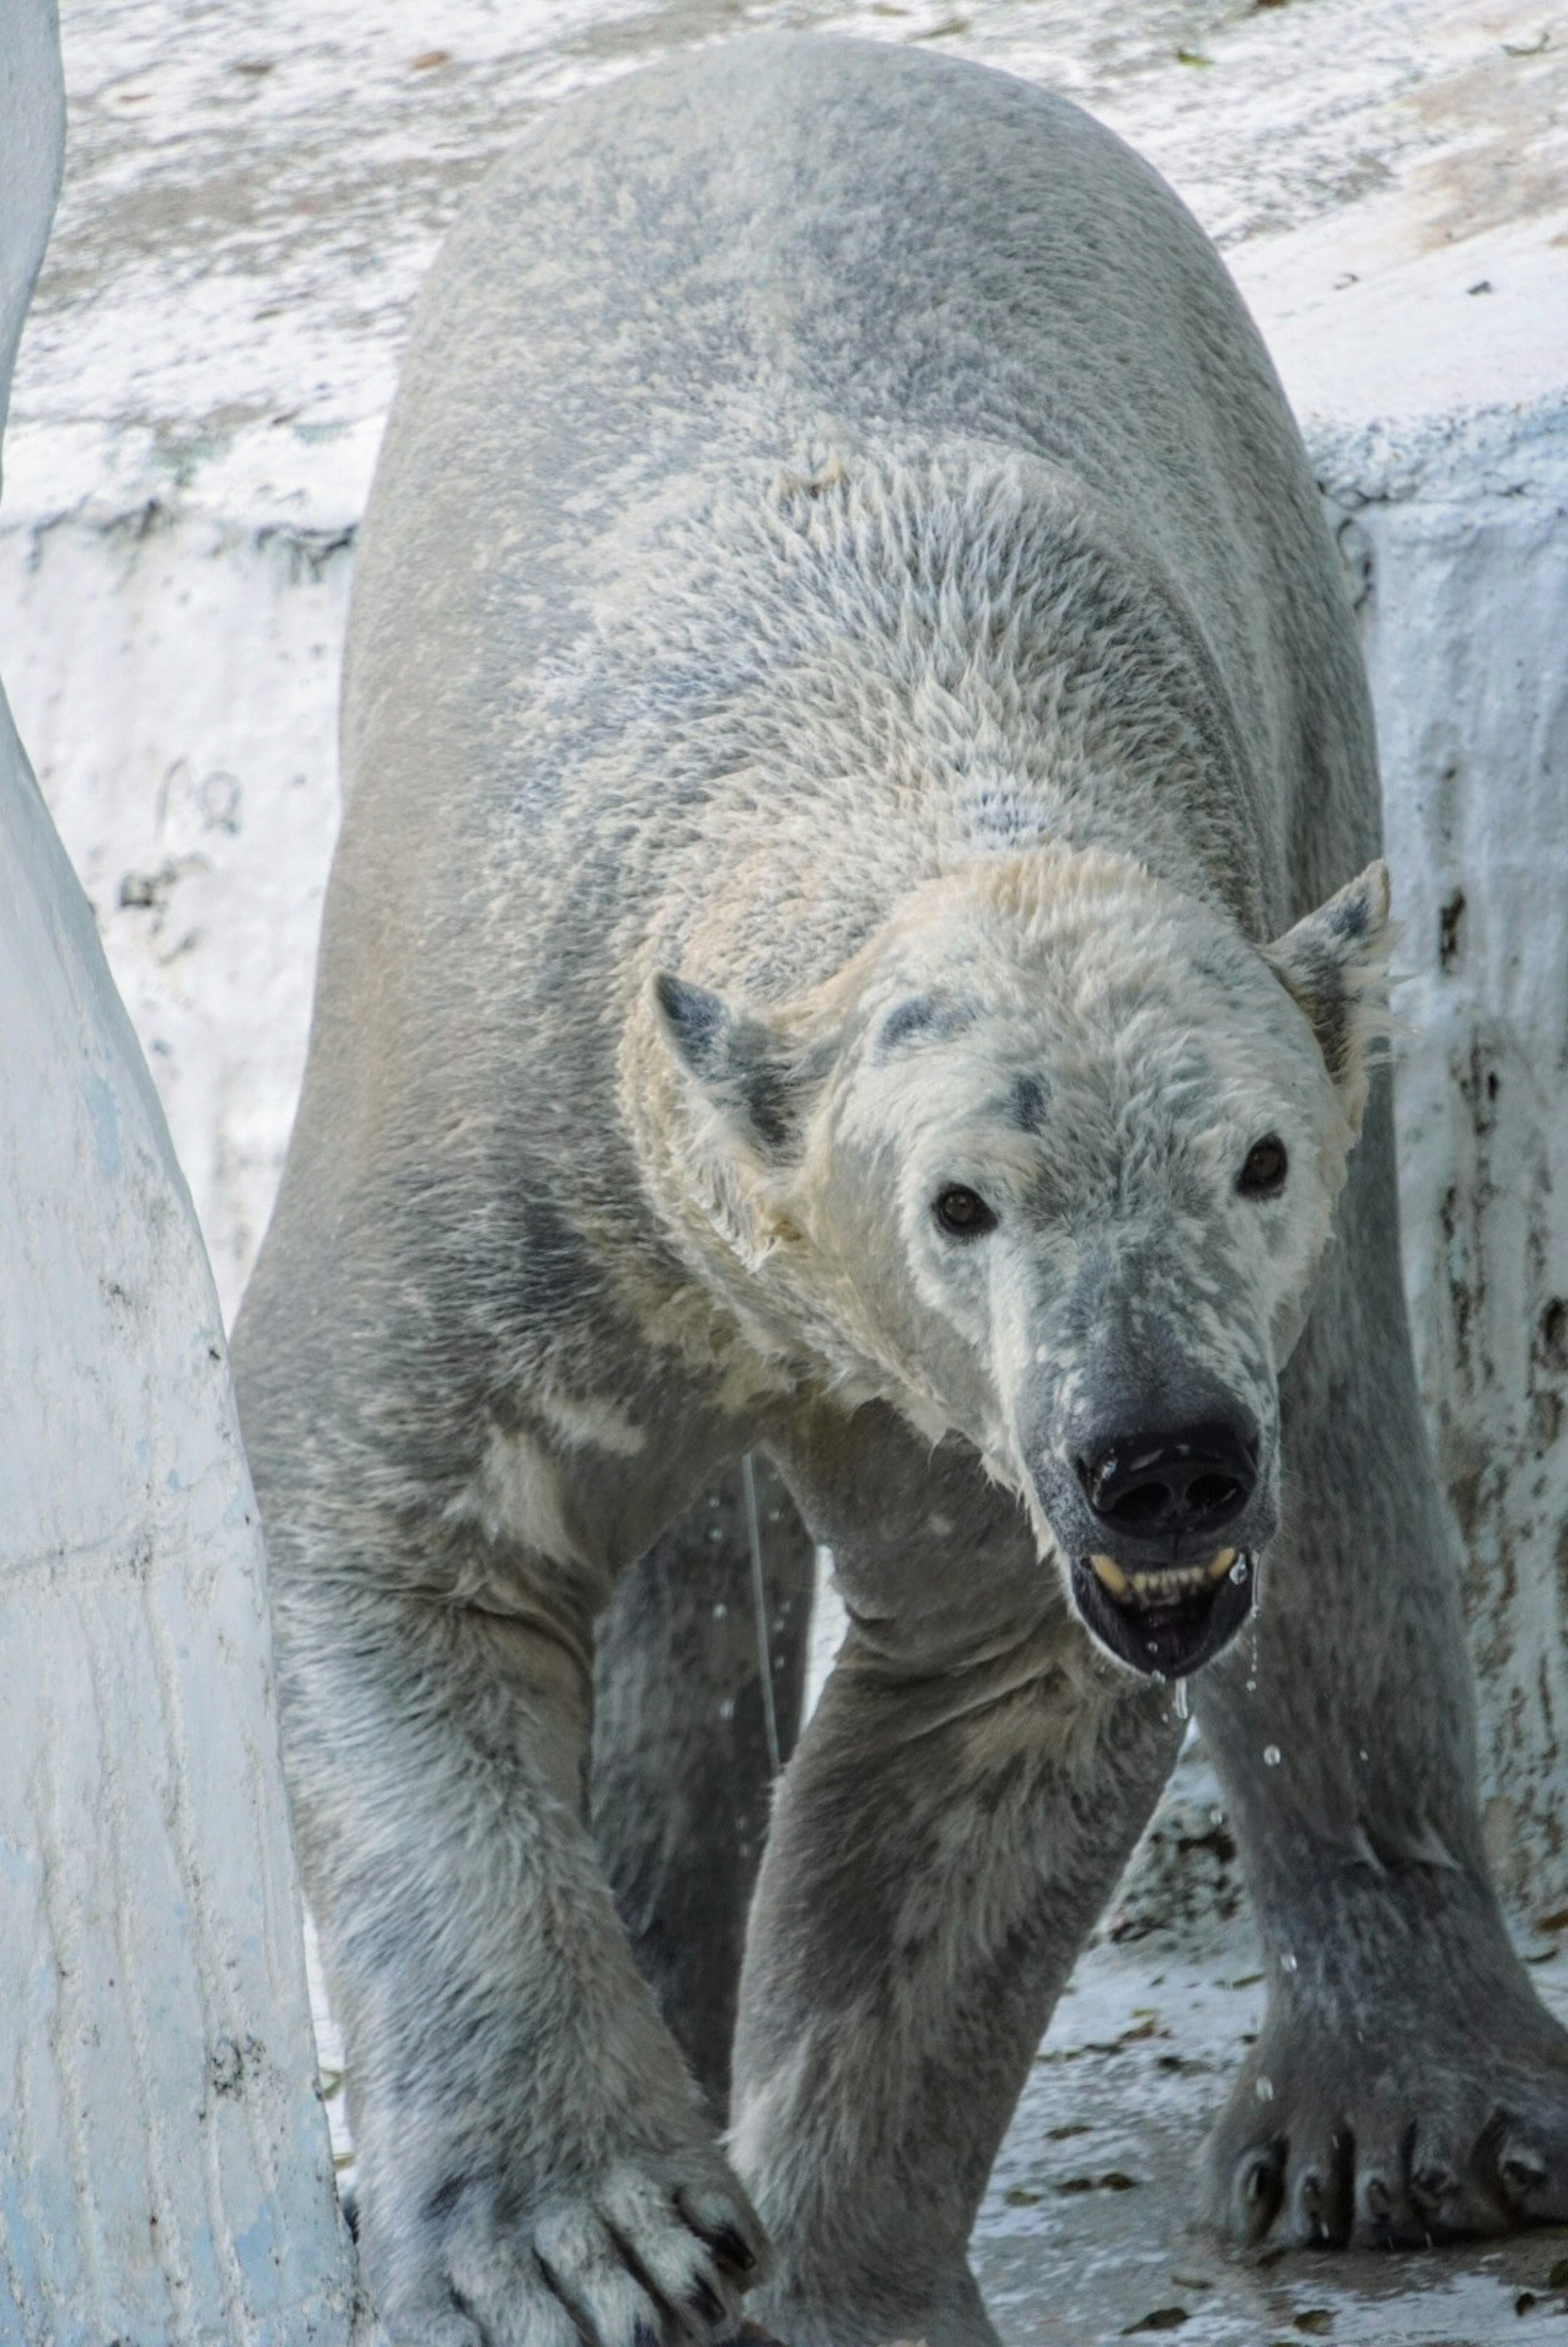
[
  {"left": 1225, "top": 28, "right": 1568, "bottom": 1912},
  {"left": 0, "top": 6, "right": 371, "bottom": 2338}
]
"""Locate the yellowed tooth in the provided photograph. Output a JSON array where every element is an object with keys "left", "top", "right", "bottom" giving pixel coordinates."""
[
  {"left": 1090, "top": 1553, "right": 1131, "bottom": 1598},
  {"left": 1208, "top": 1546, "right": 1238, "bottom": 1581}
]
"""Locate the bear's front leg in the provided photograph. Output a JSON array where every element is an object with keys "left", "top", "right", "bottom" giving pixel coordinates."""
[
  {"left": 730, "top": 1571, "right": 1180, "bottom": 2347},
  {"left": 1196, "top": 1084, "right": 1568, "bottom": 2246},
  {"left": 278, "top": 1562, "right": 765, "bottom": 2347}
]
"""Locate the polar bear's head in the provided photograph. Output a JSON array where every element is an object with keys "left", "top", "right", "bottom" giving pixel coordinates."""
[{"left": 653, "top": 847, "right": 1392, "bottom": 1678}]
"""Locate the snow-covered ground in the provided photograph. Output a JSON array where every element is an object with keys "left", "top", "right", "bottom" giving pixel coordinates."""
[{"left": 6, "top": 2, "right": 1568, "bottom": 2339}]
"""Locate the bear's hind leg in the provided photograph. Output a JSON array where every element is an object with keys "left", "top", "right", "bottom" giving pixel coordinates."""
[
  {"left": 1195, "top": 1077, "right": 1568, "bottom": 2247},
  {"left": 592, "top": 1457, "right": 814, "bottom": 2117}
]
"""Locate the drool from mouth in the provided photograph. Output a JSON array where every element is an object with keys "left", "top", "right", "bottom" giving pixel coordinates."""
[{"left": 1069, "top": 1544, "right": 1255, "bottom": 1677}]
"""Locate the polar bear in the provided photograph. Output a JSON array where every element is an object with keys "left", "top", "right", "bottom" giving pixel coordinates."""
[{"left": 233, "top": 36, "right": 1568, "bottom": 2347}]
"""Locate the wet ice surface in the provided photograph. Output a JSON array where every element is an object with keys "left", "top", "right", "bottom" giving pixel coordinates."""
[
  {"left": 967, "top": 1738, "right": 1568, "bottom": 2343},
  {"left": 310, "top": 1958, "right": 1568, "bottom": 2346},
  {"left": 976, "top": 1936, "right": 1568, "bottom": 2345}
]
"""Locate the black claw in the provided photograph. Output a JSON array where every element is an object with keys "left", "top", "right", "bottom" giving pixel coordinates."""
[
  {"left": 1501, "top": 2145, "right": 1549, "bottom": 2198},
  {"left": 1295, "top": 2169, "right": 1330, "bottom": 2245},
  {"left": 1236, "top": 2143, "right": 1285, "bottom": 2244},
  {"left": 1411, "top": 2162, "right": 1459, "bottom": 2213},
  {"left": 708, "top": 2224, "right": 757, "bottom": 2278},
  {"left": 687, "top": 2276, "right": 726, "bottom": 2328}
]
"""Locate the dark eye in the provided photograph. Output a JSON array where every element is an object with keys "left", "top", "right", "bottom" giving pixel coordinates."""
[
  {"left": 1238, "top": 1135, "right": 1289, "bottom": 1198},
  {"left": 933, "top": 1186, "right": 997, "bottom": 1238}
]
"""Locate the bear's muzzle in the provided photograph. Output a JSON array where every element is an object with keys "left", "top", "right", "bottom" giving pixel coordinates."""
[{"left": 1071, "top": 1545, "right": 1256, "bottom": 1678}]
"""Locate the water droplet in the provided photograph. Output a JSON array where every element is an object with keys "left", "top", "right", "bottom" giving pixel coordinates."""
[
  {"left": 1280, "top": 1952, "right": 1298, "bottom": 1974},
  {"left": 1255, "top": 2075, "right": 1275, "bottom": 2103},
  {"left": 1358, "top": 1749, "right": 1370, "bottom": 1762},
  {"left": 1174, "top": 1679, "right": 1189, "bottom": 1720},
  {"left": 1263, "top": 1744, "right": 1282, "bottom": 1767},
  {"left": 1229, "top": 1557, "right": 1249, "bottom": 1585},
  {"left": 1245, "top": 1678, "right": 1258, "bottom": 1693}
]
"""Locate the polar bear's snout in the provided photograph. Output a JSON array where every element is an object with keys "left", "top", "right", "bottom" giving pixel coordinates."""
[
  {"left": 1076, "top": 1414, "right": 1259, "bottom": 1549},
  {"left": 1058, "top": 1413, "right": 1270, "bottom": 1676},
  {"left": 1016, "top": 1357, "right": 1278, "bottom": 1678}
]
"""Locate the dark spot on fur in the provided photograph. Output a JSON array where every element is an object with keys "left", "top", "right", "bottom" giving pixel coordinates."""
[
  {"left": 1284, "top": 939, "right": 1354, "bottom": 1082},
  {"left": 1320, "top": 890, "right": 1368, "bottom": 941},
  {"left": 742, "top": 1059, "right": 800, "bottom": 1153},
  {"left": 655, "top": 972, "right": 726, "bottom": 1067},
  {"left": 655, "top": 972, "right": 804, "bottom": 1151},
  {"left": 878, "top": 995, "right": 940, "bottom": 1053},
  {"left": 873, "top": 993, "right": 978, "bottom": 1060},
  {"left": 960, "top": 783, "right": 1052, "bottom": 846},
  {"left": 424, "top": 2174, "right": 469, "bottom": 2227},
  {"left": 1010, "top": 1074, "right": 1049, "bottom": 1132}
]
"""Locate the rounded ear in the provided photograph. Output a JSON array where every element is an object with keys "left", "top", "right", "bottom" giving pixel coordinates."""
[
  {"left": 1265, "top": 860, "right": 1394, "bottom": 1115},
  {"left": 652, "top": 973, "right": 823, "bottom": 1158}
]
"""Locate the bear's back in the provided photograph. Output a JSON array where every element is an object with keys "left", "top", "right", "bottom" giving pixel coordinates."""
[{"left": 341, "top": 38, "right": 1358, "bottom": 873}]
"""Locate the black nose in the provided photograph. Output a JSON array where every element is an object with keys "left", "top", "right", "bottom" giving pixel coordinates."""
[{"left": 1076, "top": 1420, "right": 1258, "bottom": 1543}]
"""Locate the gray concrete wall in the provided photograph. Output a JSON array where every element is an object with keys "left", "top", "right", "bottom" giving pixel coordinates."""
[{"left": 0, "top": 6, "right": 370, "bottom": 2338}]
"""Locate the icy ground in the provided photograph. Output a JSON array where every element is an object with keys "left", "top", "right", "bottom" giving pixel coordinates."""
[
  {"left": 977, "top": 1938, "right": 1568, "bottom": 2344},
  {"left": 6, "top": 0, "right": 1568, "bottom": 2339}
]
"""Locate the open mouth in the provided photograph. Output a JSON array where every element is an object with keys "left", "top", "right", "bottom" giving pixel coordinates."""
[{"left": 1069, "top": 1546, "right": 1256, "bottom": 1678}]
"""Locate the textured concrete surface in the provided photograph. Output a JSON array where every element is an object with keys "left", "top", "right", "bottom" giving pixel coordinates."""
[
  {"left": 975, "top": 1938, "right": 1568, "bottom": 2343},
  {"left": 967, "top": 1740, "right": 1568, "bottom": 2341},
  {"left": 0, "top": 9, "right": 368, "bottom": 2340}
]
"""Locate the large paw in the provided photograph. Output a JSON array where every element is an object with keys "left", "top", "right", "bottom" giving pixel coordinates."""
[
  {"left": 1203, "top": 1908, "right": 1568, "bottom": 2249},
  {"left": 369, "top": 2150, "right": 768, "bottom": 2347}
]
